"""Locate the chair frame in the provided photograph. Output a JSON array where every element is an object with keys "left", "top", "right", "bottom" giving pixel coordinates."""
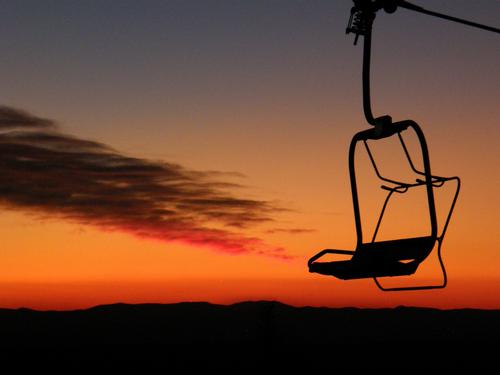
[{"left": 308, "top": 120, "right": 460, "bottom": 291}]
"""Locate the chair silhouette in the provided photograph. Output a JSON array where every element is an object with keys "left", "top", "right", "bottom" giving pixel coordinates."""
[{"left": 308, "top": 120, "right": 460, "bottom": 291}]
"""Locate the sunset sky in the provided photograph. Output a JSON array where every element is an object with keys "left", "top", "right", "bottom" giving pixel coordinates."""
[{"left": 0, "top": 0, "right": 498, "bottom": 310}]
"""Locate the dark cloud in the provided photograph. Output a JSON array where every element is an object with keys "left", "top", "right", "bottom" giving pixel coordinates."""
[
  {"left": 0, "top": 106, "right": 290, "bottom": 259},
  {"left": 0, "top": 106, "right": 55, "bottom": 130}
]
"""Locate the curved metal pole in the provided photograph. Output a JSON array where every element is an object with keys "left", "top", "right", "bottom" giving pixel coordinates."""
[
  {"left": 349, "top": 133, "right": 363, "bottom": 246},
  {"left": 362, "top": 23, "right": 376, "bottom": 126},
  {"left": 349, "top": 0, "right": 499, "bottom": 128}
]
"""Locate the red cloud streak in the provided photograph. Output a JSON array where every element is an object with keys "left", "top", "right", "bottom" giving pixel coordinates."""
[{"left": 0, "top": 106, "right": 292, "bottom": 259}]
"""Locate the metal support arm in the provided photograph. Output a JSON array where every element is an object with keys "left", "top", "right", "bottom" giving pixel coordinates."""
[{"left": 346, "top": 0, "right": 500, "bottom": 127}]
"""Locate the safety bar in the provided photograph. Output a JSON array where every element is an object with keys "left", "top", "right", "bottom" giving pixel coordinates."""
[{"left": 373, "top": 175, "right": 460, "bottom": 291}]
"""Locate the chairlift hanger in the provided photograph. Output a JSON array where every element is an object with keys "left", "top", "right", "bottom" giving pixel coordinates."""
[{"left": 308, "top": 1, "right": 499, "bottom": 291}]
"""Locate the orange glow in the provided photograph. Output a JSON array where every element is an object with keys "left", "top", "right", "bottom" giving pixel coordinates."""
[
  {"left": 1, "top": 2, "right": 498, "bottom": 311},
  {"left": 2, "top": 277, "right": 500, "bottom": 311},
  {"left": 0, "top": 111, "right": 498, "bottom": 309}
]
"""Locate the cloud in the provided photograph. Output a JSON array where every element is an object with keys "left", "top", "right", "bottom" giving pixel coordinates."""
[
  {"left": 265, "top": 228, "right": 316, "bottom": 235},
  {"left": 0, "top": 106, "right": 56, "bottom": 130},
  {"left": 0, "top": 106, "right": 291, "bottom": 259}
]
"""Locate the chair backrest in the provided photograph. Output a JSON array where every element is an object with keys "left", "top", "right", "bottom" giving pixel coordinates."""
[{"left": 348, "top": 120, "right": 438, "bottom": 248}]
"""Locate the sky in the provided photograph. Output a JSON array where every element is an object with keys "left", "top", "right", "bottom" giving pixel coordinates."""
[{"left": 0, "top": 0, "right": 498, "bottom": 310}]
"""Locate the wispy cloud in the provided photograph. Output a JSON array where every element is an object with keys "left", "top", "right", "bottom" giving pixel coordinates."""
[
  {"left": 0, "top": 106, "right": 290, "bottom": 259},
  {"left": 265, "top": 228, "right": 316, "bottom": 235},
  {"left": 0, "top": 106, "right": 55, "bottom": 130}
]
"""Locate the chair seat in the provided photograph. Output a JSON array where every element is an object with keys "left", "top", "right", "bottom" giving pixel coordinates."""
[
  {"left": 309, "top": 236, "right": 435, "bottom": 280},
  {"left": 309, "top": 258, "right": 419, "bottom": 279}
]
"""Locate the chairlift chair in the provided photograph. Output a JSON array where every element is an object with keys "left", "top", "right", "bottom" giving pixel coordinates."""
[
  {"left": 308, "top": 119, "right": 460, "bottom": 291},
  {"left": 305, "top": 0, "right": 500, "bottom": 291}
]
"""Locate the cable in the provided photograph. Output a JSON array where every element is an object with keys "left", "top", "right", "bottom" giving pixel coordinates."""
[{"left": 399, "top": 1, "right": 500, "bottom": 34}]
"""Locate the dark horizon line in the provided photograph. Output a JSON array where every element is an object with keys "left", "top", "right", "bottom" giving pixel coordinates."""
[{"left": 2, "top": 300, "right": 499, "bottom": 313}]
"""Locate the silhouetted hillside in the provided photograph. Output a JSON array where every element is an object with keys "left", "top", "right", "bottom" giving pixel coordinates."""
[{"left": 0, "top": 301, "right": 498, "bottom": 372}]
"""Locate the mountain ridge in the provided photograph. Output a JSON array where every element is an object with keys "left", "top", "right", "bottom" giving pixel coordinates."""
[
  {"left": 3, "top": 300, "right": 498, "bottom": 313},
  {"left": 1, "top": 300, "right": 497, "bottom": 371},
  {"left": 1, "top": 300, "right": 499, "bottom": 343}
]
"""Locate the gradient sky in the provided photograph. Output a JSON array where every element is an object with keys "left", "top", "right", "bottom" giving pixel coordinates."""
[{"left": 0, "top": 0, "right": 499, "bottom": 310}]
